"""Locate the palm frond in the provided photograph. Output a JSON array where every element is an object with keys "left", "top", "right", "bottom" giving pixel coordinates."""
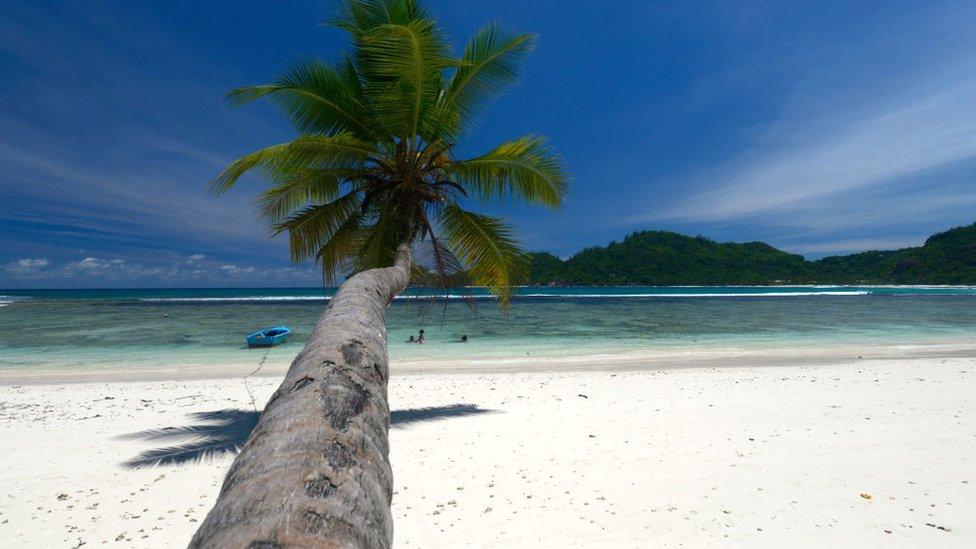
[
  {"left": 419, "top": 74, "right": 464, "bottom": 141},
  {"left": 447, "top": 23, "right": 535, "bottom": 127},
  {"left": 357, "top": 20, "right": 454, "bottom": 138},
  {"left": 413, "top": 226, "right": 466, "bottom": 288},
  {"left": 416, "top": 231, "right": 477, "bottom": 316},
  {"left": 450, "top": 135, "right": 567, "bottom": 208},
  {"left": 227, "top": 60, "right": 374, "bottom": 139},
  {"left": 332, "top": 0, "right": 426, "bottom": 35},
  {"left": 354, "top": 199, "right": 409, "bottom": 271},
  {"left": 275, "top": 191, "right": 363, "bottom": 263},
  {"left": 315, "top": 212, "right": 366, "bottom": 285},
  {"left": 213, "top": 0, "right": 566, "bottom": 314},
  {"left": 211, "top": 133, "right": 375, "bottom": 193},
  {"left": 437, "top": 204, "right": 528, "bottom": 311},
  {"left": 254, "top": 170, "right": 342, "bottom": 224}
]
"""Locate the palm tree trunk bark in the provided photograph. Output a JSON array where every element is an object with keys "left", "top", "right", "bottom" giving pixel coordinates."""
[{"left": 190, "top": 244, "right": 412, "bottom": 549}]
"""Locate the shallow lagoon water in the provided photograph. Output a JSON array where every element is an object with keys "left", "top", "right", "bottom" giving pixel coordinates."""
[{"left": 1, "top": 286, "right": 975, "bottom": 374}]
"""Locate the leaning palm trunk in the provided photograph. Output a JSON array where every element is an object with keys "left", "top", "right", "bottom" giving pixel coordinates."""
[
  {"left": 199, "top": 1, "right": 566, "bottom": 542},
  {"left": 190, "top": 244, "right": 411, "bottom": 549}
]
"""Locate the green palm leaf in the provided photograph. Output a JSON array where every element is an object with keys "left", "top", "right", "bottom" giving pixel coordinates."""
[
  {"left": 357, "top": 20, "right": 453, "bottom": 138},
  {"left": 355, "top": 199, "right": 411, "bottom": 271},
  {"left": 315, "top": 212, "right": 366, "bottom": 285},
  {"left": 254, "top": 170, "right": 342, "bottom": 225},
  {"left": 437, "top": 204, "right": 528, "bottom": 311},
  {"left": 275, "top": 191, "right": 363, "bottom": 264},
  {"left": 447, "top": 23, "right": 536, "bottom": 127},
  {"left": 332, "top": 0, "right": 427, "bottom": 35},
  {"left": 451, "top": 135, "right": 567, "bottom": 208},
  {"left": 227, "top": 60, "right": 374, "bottom": 139},
  {"left": 211, "top": 133, "right": 375, "bottom": 193}
]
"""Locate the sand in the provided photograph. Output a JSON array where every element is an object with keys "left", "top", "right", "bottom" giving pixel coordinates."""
[{"left": 1, "top": 356, "right": 974, "bottom": 547}]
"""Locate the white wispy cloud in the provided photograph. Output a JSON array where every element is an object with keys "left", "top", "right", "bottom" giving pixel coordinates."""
[
  {"left": 3, "top": 258, "right": 52, "bottom": 278},
  {"left": 0, "top": 1, "right": 290, "bottom": 270},
  {"left": 634, "top": 3, "right": 976, "bottom": 241},
  {"left": 778, "top": 238, "right": 926, "bottom": 256},
  {"left": 649, "top": 80, "right": 976, "bottom": 223},
  {"left": 1, "top": 255, "right": 318, "bottom": 287}
]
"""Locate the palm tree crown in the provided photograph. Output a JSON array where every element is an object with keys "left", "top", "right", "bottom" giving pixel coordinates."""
[{"left": 214, "top": 0, "right": 567, "bottom": 309}]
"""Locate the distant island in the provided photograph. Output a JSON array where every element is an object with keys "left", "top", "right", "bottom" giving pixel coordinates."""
[{"left": 527, "top": 221, "right": 976, "bottom": 286}]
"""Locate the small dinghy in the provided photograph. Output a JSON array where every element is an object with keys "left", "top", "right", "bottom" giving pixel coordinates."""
[{"left": 246, "top": 325, "right": 291, "bottom": 347}]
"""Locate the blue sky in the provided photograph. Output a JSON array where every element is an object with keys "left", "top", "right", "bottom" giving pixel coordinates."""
[{"left": 2, "top": 0, "right": 975, "bottom": 288}]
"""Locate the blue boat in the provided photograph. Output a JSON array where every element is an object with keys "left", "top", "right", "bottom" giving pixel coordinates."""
[{"left": 246, "top": 325, "right": 291, "bottom": 347}]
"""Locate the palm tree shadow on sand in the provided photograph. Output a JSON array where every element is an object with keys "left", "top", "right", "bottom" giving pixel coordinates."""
[{"left": 121, "top": 404, "right": 495, "bottom": 468}]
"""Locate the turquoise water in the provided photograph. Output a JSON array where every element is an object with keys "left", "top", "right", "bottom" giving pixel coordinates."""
[{"left": 2, "top": 286, "right": 976, "bottom": 374}]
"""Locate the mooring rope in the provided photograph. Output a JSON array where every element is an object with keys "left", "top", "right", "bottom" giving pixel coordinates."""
[{"left": 243, "top": 345, "right": 272, "bottom": 413}]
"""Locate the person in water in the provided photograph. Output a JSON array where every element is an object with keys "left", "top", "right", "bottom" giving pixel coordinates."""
[
  {"left": 407, "top": 335, "right": 416, "bottom": 343},
  {"left": 418, "top": 329, "right": 425, "bottom": 344},
  {"left": 460, "top": 334, "right": 468, "bottom": 343}
]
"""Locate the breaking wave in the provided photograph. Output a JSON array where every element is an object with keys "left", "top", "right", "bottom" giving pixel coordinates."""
[{"left": 137, "top": 290, "right": 872, "bottom": 303}]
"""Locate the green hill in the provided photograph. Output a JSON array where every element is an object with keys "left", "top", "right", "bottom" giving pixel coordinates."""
[
  {"left": 527, "top": 222, "right": 976, "bottom": 285},
  {"left": 813, "top": 223, "right": 976, "bottom": 284}
]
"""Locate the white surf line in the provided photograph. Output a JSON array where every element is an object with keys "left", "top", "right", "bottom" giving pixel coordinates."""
[{"left": 137, "top": 290, "right": 873, "bottom": 303}]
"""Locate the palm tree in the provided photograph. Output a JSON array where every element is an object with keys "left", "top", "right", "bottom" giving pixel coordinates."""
[
  {"left": 213, "top": 0, "right": 565, "bottom": 308},
  {"left": 191, "top": 1, "right": 566, "bottom": 547}
]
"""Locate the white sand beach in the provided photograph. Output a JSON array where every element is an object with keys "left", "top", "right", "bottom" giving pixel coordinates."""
[{"left": 1, "top": 356, "right": 974, "bottom": 548}]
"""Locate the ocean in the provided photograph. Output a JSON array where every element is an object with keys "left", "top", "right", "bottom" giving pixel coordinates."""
[{"left": 2, "top": 286, "right": 976, "bottom": 376}]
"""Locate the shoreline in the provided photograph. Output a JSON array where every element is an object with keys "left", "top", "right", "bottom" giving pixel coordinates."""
[
  {"left": 4, "top": 283, "right": 976, "bottom": 292},
  {"left": 3, "top": 339, "right": 976, "bottom": 385}
]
